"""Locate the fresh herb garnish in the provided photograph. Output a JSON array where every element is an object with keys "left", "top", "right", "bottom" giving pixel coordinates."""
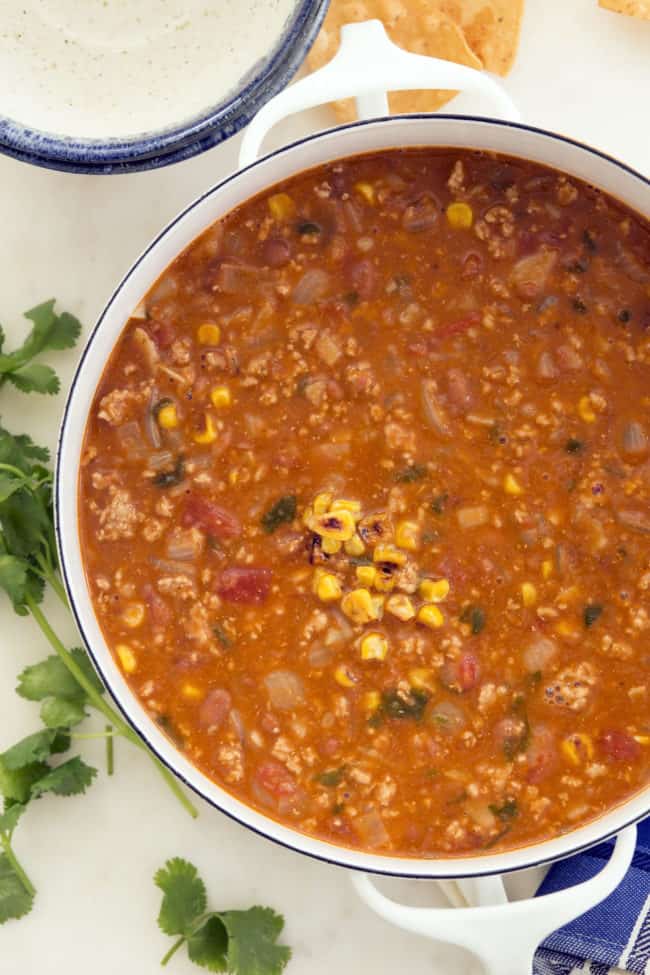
[
  {"left": 565, "top": 438, "right": 584, "bottom": 454},
  {"left": 430, "top": 492, "right": 448, "bottom": 515},
  {"left": 155, "top": 858, "right": 291, "bottom": 973},
  {"left": 153, "top": 456, "right": 185, "bottom": 488},
  {"left": 584, "top": 603, "right": 603, "bottom": 628},
  {"left": 395, "top": 463, "right": 427, "bottom": 484},
  {"left": 315, "top": 766, "right": 346, "bottom": 788},
  {"left": 212, "top": 622, "right": 233, "bottom": 650},
  {"left": 261, "top": 495, "right": 297, "bottom": 534},
  {"left": 460, "top": 604, "right": 486, "bottom": 635},
  {"left": 296, "top": 221, "right": 321, "bottom": 236},
  {"left": 380, "top": 688, "right": 429, "bottom": 722},
  {"left": 0, "top": 300, "right": 81, "bottom": 396},
  {"left": 489, "top": 799, "right": 518, "bottom": 822}
]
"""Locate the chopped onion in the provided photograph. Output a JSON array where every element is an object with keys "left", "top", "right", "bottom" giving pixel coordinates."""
[
  {"left": 292, "top": 268, "right": 330, "bottom": 304},
  {"left": 523, "top": 636, "right": 558, "bottom": 672},
  {"left": 465, "top": 799, "right": 497, "bottom": 831},
  {"left": 556, "top": 344, "right": 583, "bottom": 371},
  {"left": 456, "top": 505, "right": 489, "bottom": 529},
  {"left": 536, "top": 351, "right": 559, "bottom": 382},
  {"left": 150, "top": 557, "right": 196, "bottom": 577},
  {"left": 354, "top": 808, "right": 389, "bottom": 848},
  {"left": 616, "top": 509, "right": 650, "bottom": 534},
  {"left": 216, "top": 262, "right": 261, "bottom": 293},
  {"left": 144, "top": 389, "right": 162, "bottom": 449},
  {"left": 132, "top": 326, "right": 159, "bottom": 373},
  {"left": 421, "top": 379, "right": 451, "bottom": 438},
  {"left": 620, "top": 422, "right": 648, "bottom": 463},
  {"left": 149, "top": 274, "right": 178, "bottom": 305},
  {"left": 264, "top": 670, "right": 305, "bottom": 710},
  {"left": 166, "top": 528, "right": 203, "bottom": 561},
  {"left": 229, "top": 709, "right": 246, "bottom": 745},
  {"left": 510, "top": 248, "right": 557, "bottom": 299},
  {"left": 116, "top": 421, "right": 147, "bottom": 456}
]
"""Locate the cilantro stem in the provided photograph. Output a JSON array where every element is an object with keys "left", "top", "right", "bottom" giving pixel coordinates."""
[
  {"left": 70, "top": 731, "right": 117, "bottom": 740},
  {"left": 26, "top": 596, "right": 198, "bottom": 818},
  {"left": 161, "top": 935, "right": 186, "bottom": 966},
  {"left": 106, "top": 725, "right": 114, "bottom": 776},
  {"left": 0, "top": 834, "right": 35, "bottom": 898}
]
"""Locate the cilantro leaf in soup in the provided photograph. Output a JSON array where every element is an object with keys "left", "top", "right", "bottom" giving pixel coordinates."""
[
  {"left": 489, "top": 799, "right": 518, "bottom": 822},
  {"left": 460, "top": 604, "right": 486, "bottom": 635},
  {"left": 584, "top": 603, "right": 604, "bottom": 628},
  {"left": 380, "top": 689, "right": 428, "bottom": 721},
  {"left": 315, "top": 766, "right": 346, "bottom": 787},
  {"left": 430, "top": 492, "right": 448, "bottom": 515},
  {"left": 261, "top": 495, "right": 297, "bottom": 534},
  {"left": 395, "top": 463, "right": 427, "bottom": 483}
]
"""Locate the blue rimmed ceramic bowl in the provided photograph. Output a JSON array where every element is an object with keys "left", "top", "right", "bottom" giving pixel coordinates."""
[{"left": 0, "top": 0, "right": 329, "bottom": 175}]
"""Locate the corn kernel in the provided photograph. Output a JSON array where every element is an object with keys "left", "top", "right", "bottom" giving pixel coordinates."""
[
  {"left": 331, "top": 498, "right": 362, "bottom": 516},
  {"left": 373, "top": 569, "right": 396, "bottom": 593},
  {"left": 503, "top": 473, "right": 524, "bottom": 495},
  {"left": 634, "top": 735, "right": 650, "bottom": 745},
  {"left": 578, "top": 395, "right": 596, "bottom": 423},
  {"left": 561, "top": 733, "right": 594, "bottom": 766},
  {"left": 409, "top": 668, "right": 435, "bottom": 691},
  {"left": 267, "top": 192, "right": 295, "bottom": 220},
  {"left": 542, "top": 560, "right": 553, "bottom": 580},
  {"left": 313, "top": 492, "right": 333, "bottom": 515},
  {"left": 417, "top": 604, "right": 445, "bottom": 629},
  {"left": 395, "top": 520, "right": 420, "bottom": 552},
  {"left": 355, "top": 181, "right": 375, "bottom": 204},
  {"left": 321, "top": 537, "right": 342, "bottom": 555},
  {"left": 446, "top": 202, "right": 474, "bottom": 229},
  {"left": 341, "top": 588, "right": 378, "bottom": 624},
  {"left": 122, "top": 602, "right": 145, "bottom": 628},
  {"left": 157, "top": 403, "right": 178, "bottom": 429},
  {"left": 386, "top": 594, "right": 415, "bottom": 621},
  {"left": 197, "top": 323, "right": 221, "bottom": 345},
  {"left": 419, "top": 578, "right": 450, "bottom": 603},
  {"left": 334, "top": 664, "right": 356, "bottom": 688},
  {"left": 182, "top": 683, "right": 203, "bottom": 700},
  {"left": 309, "top": 508, "right": 356, "bottom": 541},
  {"left": 116, "top": 643, "right": 137, "bottom": 674},
  {"left": 210, "top": 385, "right": 232, "bottom": 409},
  {"left": 344, "top": 535, "right": 365, "bottom": 557},
  {"left": 362, "top": 690, "right": 381, "bottom": 714},
  {"left": 373, "top": 544, "right": 407, "bottom": 566},
  {"left": 193, "top": 414, "right": 217, "bottom": 444},
  {"left": 521, "top": 582, "right": 538, "bottom": 607},
  {"left": 315, "top": 572, "right": 342, "bottom": 602},
  {"left": 356, "top": 565, "right": 378, "bottom": 588},
  {"left": 360, "top": 632, "right": 389, "bottom": 661}
]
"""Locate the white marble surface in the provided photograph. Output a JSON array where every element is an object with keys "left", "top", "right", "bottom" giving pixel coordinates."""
[{"left": 1, "top": 0, "right": 649, "bottom": 971}]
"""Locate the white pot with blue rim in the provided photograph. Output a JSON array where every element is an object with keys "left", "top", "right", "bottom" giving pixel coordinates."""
[
  {"left": 0, "top": 0, "right": 329, "bottom": 173},
  {"left": 55, "top": 20, "right": 650, "bottom": 972}
]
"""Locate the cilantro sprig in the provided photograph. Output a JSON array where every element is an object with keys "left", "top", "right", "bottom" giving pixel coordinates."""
[
  {"left": 155, "top": 858, "right": 291, "bottom": 974},
  {"left": 0, "top": 302, "right": 197, "bottom": 926}
]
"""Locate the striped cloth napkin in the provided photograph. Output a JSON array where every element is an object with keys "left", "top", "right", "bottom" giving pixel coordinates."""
[{"left": 534, "top": 818, "right": 650, "bottom": 975}]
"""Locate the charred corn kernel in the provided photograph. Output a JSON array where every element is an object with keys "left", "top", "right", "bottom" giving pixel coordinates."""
[
  {"left": 446, "top": 202, "right": 474, "bottom": 229},
  {"left": 360, "top": 632, "right": 389, "bottom": 661},
  {"left": 578, "top": 395, "right": 596, "bottom": 423},
  {"left": 521, "top": 582, "right": 538, "bottom": 607},
  {"left": 386, "top": 594, "right": 415, "bottom": 621},
  {"left": 182, "top": 683, "right": 203, "bottom": 700},
  {"left": 373, "top": 544, "right": 407, "bottom": 566},
  {"left": 355, "top": 181, "right": 375, "bottom": 204},
  {"left": 267, "top": 192, "right": 295, "bottom": 220},
  {"left": 122, "top": 602, "right": 145, "bottom": 628},
  {"left": 313, "top": 492, "right": 333, "bottom": 516},
  {"left": 417, "top": 604, "right": 445, "bottom": 629},
  {"left": 356, "top": 565, "right": 378, "bottom": 588},
  {"left": 334, "top": 664, "right": 356, "bottom": 688},
  {"left": 341, "top": 588, "right": 377, "bottom": 624},
  {"left": 504, "top": 473, "right": 524, "bottom": 496},
  {"left": 409, "top": 668, "right": 435, "bottom": 691},
  {"left": 634, "top": 735, "right": 650, "bottom": 745},
  {"left": 116, "top": 643, "right": 136, "bottom": 674},
  {"left": 315, "top": 572, "right": 342, "bottom": 602},
  {"left": 210, "top": 385, "right": 232, "bottom": 409},
  {"left": 344, "top": 534, "right": 365, "bottom": 557},
  {"left": 362, "top": 690, "right": 381, "bottom": 714},
  {"left": 309, "top": 508, "right": 356, "bottom": 541},
  {"left": 542, "top": 559, "right": 553, "bottom": 580},
  {"left": 332, "top": 498, "right": 362, "bottom": 516},
  {"left": 419, "top": 578, "right": 450, "bottom": 603},
  {"left": 157, "top": 403, "right": 178, "bottom": 429},
  {"left": 395, "top": 520, "right": 420, "bottom": 552},
  {"left": 561, "top": 733, "right": 594, "bottom": 766},
  {"left": 193, "top": 414, "right": 217, "bottom": 444},
  {"left": 321, "top": 537, "right": 342, "bottom": 555},
  {"left": 197, "top": 322, "right": 221, "bottom": 345}
]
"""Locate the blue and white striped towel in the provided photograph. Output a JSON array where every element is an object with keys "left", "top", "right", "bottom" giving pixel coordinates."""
[{"left": 534, "top": 817, "right": 650, "bottom": 975}]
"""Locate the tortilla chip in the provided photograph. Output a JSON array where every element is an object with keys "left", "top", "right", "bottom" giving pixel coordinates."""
[
  {"left": 307, "top": 1, "right": 483, "bottom": 123},
  {"left": 599, "top": 0, "right": 650, "bottom": 17},
  {"left": 431, "top": 1, "right": 525, "bottom": 75}
]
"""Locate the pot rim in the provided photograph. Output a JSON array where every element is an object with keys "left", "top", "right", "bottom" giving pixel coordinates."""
[
  {"left": 0, "top": 0, "right": 328, "bottom": 174},
  {"left": 56, "top": 112, "right": 650, "bottom": 878}
]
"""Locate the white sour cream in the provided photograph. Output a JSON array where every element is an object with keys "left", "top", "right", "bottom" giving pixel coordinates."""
[{"left": 0, "top": 0, "right": 296, "bottom": 139}]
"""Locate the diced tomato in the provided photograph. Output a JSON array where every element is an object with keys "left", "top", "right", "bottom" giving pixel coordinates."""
[
  {"left": 148, "top": 319, "right": 176, "bottom": 349},
  {"left": 183, "top": 494, "right": 241, "bottom": 540},
  {"left": 435, "top": 312, "right": 480, "bottom": 339},
  {"left": 217, "top": 566, "right": 272, "bottom": 604},
  {"left": 198, "top": 689, "right": 231, "bottom": 730},
  {"left": 440, "top": 651, "right": 480, "bottom": 693},
  {"left": 255, "top": 761, "right": 297, "bottom": 797},
  {"left": 526, "top": 725, "right": 556, "bottom": 783},
  {"left": 598, "top": 730, "right": 641, "bottom": 762}
]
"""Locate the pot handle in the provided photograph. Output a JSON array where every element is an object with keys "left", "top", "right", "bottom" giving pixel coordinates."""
[
  {"left": 238, "top": 19, "right": 520, "bottom": 168},
  {"left": 351, "top": 826, "right": 637, "bottom": 975}
]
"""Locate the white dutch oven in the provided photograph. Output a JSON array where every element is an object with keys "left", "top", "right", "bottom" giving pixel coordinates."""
[{"left": 56, "top": 22, "right": 650, "bottom": 974}]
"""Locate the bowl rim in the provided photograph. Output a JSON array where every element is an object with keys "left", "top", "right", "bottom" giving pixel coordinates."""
[
  {"left": 56, "top": 112, "right": 650, "bottom": 878},
  {"left": 0, "top": 0, "right": 328, "bottom": 174}
]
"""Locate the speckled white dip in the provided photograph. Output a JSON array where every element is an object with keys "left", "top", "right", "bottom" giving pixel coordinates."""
[{"left": 1, "top": 0, "right": 296, "bottom": 139}]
